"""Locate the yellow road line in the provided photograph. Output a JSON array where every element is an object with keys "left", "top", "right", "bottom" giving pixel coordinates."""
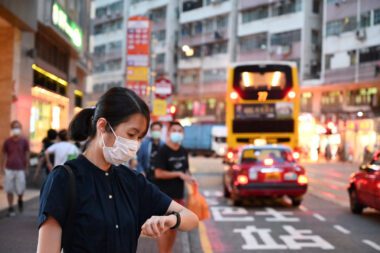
[{"left": 199, "top": 221, "right": 213, "bottom": 253}]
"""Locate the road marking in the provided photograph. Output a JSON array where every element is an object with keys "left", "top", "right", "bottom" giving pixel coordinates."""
[
  {"left": 255, "top": 208, "right": 300, "bottom": 222},
  {"left": 206, "top": 197, "right": 219, "bottom": 206},
  {"left": 333, "top": 225, "right": 351, "bottom": 234},
  {"left": 203, "top": 190, "right": 223, "bottom": 197},
  {"left": 363, "top": 240, "right": 380, "bottom": 251},
  {"left": 234, "top": 225, "right": 334, "bottom": 250},
  {"left": 299, "top": 205, "right": 308, "bottom": 212},
  {"left": 211, "top": 207, "right": 254, "bottom": 222},
  {"left": 199, "top": 221, "right": 213, "bottom": 253},
  {"left": 313, "top": 213, "right": 326, "bottom": 222}
]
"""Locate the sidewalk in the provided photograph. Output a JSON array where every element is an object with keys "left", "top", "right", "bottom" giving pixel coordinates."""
[{"left": 0, "top": 195, "right": 203, "bottom": 253}]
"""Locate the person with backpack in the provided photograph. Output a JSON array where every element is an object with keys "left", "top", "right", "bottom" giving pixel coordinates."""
[{"left": 36, "top": 87, "right": 198, "bottom": 253}]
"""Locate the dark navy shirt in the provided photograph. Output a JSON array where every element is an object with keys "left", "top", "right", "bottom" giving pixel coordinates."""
[{"left": 38, "top": 155, "right": 171, "bottom": 253}]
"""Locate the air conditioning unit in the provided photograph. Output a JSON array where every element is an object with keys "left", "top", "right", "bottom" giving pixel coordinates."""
[{"left": 356, "top": 29, "right": 366, "bottom": 41}]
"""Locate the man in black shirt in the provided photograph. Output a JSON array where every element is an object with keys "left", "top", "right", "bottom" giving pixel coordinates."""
[{"left": 154, "top": 121, "right": 195, "bottom": 253}]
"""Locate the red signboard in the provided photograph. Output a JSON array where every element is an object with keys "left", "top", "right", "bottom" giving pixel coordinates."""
[
  {"left": 155, "top": 77, "right": 172, "bottom": 99},
  {"left": 126, "top": 16, "right": 151, "bottom": 97}
]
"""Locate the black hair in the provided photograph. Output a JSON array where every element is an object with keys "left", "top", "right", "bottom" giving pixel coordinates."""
[
  {"left": 69, "top": 87, "right": 150, "bottom": 141},
  {"left": 168, "top": 121, "right": 183, "bottom": 130},
  {"left": 10, "top": 120, "right": 21, "bottom": 128},
  {"left": 150, "top": 121, "right": 163, "bottom": 129},
  {"left": 58, "top": 129, "right": 68, "bottom": 141},
  {"left": 47, "top": 129, "right": 58, "bottom": 140}
]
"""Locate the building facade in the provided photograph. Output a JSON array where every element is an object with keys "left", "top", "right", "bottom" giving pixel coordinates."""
[
  {"left": 301, "top": 0, "right": 380, "bottom": 161},
  {"left": 0, "top": 0, "right": 91, "bottom": 153},
  {"left": 87, "top": 0, "right": 126, "bottom": 105}
]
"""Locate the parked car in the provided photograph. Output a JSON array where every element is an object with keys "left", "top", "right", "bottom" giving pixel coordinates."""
[
  {"left": 223, "top": 145, "right": 308, "bottom": 206},
  {"left": 347, "top": 152, "right": 380, "bottom": 214}
]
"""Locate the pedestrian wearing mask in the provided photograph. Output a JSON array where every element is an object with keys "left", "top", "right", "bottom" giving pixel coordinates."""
[
  {"left": 154, "top": 121, "right": 196, "bottom": 253},
  {"left": 137, "top": 121, "right": 164, "bottom": 180},
  {"left": 44, "top": 129, "right": 80, "bottom": 170},
  {"left": 33, "top": 129, "right": 57, "bottom": 182},
  {"left": 36, "top": 87, "right": 198, "bottom": 253},
  {"left": 1, "top": 120, "right": 30, "bottom": 216}
]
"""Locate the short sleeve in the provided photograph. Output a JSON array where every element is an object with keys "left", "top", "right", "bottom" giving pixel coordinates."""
[
  {"left": 38, "top": 167, "right": 70, "bottom": 229},
  {"left": 46, "top": 143, "right": 57, "bottom": 154},
  {"left": 154, "top": 146, "right": 168, "bottom": 171},
  {"left": 138, "top": 174, "right": 171, "bottom": 225}
]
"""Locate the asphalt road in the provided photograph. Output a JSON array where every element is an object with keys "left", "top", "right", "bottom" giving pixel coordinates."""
[{"left": 190, "top": 156, "right": 380, "bottom": 253}]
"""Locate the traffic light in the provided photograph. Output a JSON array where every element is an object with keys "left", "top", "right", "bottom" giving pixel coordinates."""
[{"left": 168, "top": 104, "right": 177, "bottom": 119}]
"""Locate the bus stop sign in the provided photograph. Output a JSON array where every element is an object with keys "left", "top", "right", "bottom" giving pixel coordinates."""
[{"left": 155, "top": 77, "right": 172, "bottom": 99}]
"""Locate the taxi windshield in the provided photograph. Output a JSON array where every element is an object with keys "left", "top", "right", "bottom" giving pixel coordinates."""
[{"left": 241, "top": 148, "right": 295, "bottom": 164}]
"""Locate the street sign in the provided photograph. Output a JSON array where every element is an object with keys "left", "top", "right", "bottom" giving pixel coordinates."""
[
  {"left": 155, "top": 77, "right": 172, "bottom": 99},
  {"left": 153, "top": 99, "right": 167, "bottom": 116}
]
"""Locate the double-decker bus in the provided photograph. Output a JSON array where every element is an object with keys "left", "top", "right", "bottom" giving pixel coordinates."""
[{"left": 225, "top": 61, "right": 300, "bottom": 159}]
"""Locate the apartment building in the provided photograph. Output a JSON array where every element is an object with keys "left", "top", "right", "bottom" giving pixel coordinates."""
[
  {"left": 87, "top": 0, "right": 126, "bottom": 105},
  {"left": 301, "top": 0, "right": 380, "bottom": 161}
]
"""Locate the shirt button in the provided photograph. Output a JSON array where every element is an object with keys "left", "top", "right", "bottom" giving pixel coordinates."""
[
  {"left": 115, "top": 224, "right": 119, "bottom": 229},
  {"left": 109, "top": 195, "right": 113, "bottom": 199},
  {"left": 105, "top": 172, "right": 109, "bottom": 176}
]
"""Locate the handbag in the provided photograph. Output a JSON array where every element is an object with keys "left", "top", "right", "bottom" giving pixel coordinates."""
[{"left": 186, "top": 183, "right": 210, "bottom": 221}]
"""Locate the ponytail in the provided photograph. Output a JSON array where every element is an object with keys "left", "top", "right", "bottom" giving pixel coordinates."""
[{"left": 69, "top": 108, "right": 96, "bottom": 141}]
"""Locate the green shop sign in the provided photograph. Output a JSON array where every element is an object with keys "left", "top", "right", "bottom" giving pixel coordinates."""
[{"left": 52, "top": 2, "right": 83, "bottom": 49}]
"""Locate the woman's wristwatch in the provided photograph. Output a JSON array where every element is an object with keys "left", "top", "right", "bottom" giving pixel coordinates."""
[{"left": 166, "top": 211, "right": 181, "bottom": 230}]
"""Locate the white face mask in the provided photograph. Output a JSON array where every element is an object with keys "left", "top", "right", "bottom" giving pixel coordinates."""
[
  {"left": 11, "top": 128, "right": 21, "bottom": 136},
  {"left": 101, "top": 124, "right": 140, "bottom": 166}
]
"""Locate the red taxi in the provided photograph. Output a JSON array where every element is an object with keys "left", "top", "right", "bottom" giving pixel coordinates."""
[
  {"left": 348, "top": 152, "right": 380, "bottom": 214},
  {"left": 223, "top": 145, "right": 308, "bottom": 206}
]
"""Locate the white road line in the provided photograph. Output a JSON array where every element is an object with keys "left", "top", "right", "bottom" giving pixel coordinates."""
[
  {"left": 333, "top": 225, "right": 351, "bottom": 234},
  {"left": 363, "top": 240, "right": 380, "bottom": 251},
  {"left": 299, "top": 205, "right": 308, "bottom": 212},
  {"left": 313, "top": 213, "right": 326, "bottom": 222}
]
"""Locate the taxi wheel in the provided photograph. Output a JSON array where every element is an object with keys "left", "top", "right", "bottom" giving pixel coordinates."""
[
  {"left": 291, "top": 197, "right": 302, "bottom": 207},
  {"left": 349, "top": 188, "right": 364, "bottom": 214}
]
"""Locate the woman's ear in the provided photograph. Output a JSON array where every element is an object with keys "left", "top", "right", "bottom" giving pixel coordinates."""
[{"left": 96, "top": 118, "right": 107, "bottom": 133}]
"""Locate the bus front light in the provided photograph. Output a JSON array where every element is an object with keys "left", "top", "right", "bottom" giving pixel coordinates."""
[
  {"left": 230, "top": 91, "right": 239, "bottom": 100},
  {"left": 287, "top": 90, "right": 296, "bottom": 99}
]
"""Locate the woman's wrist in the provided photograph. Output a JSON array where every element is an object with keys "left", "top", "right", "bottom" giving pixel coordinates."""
[{"left": 166, "top": 211, "right": 181, "bottom": 229}]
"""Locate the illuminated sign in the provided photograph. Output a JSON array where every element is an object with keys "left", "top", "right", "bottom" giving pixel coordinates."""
[{"left": 52, "top": 2, "right": 83, "bottom": 49}]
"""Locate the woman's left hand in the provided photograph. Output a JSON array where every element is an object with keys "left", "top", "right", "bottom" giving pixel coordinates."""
[{"left": 141, "top": 215, "right": 176, "bottom": 238}]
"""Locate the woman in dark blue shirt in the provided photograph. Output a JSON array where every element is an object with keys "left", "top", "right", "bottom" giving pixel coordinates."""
[{"left": 36, "top": 87, "right": 199, "bottom": 253}]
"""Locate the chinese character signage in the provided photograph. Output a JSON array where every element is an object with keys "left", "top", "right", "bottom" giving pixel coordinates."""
[{"left": 126, "top": 16, "right": 151, "bottom": 97}]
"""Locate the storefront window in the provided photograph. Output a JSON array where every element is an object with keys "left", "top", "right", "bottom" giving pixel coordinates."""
[
  {"left": 301, "top": 92, "right": 312, "bottom": 112},
  {"left": 347, "top": 88, "right": 378, "bottom": 107}
]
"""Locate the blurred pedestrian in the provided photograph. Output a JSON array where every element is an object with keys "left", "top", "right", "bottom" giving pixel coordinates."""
[
  {"left": 137, "top": 121, "right": 164, "bottom": 180},
  {"left": 33, "top": 129, "right": 57, "bottom": 181},
  {"left": 153, "top": 121, "right": 196, "bottom": 253},
  {"left": 362, "top": 145, "right": 373, "bottom": 165},
  {"left": 325, "top": 143, "right": 332, "bottom": 161},
  {"left": 44, "top": 129, "right": 80, "bottom": 171},
  {"left": 128, "top": 158, "right": 138, "bottom": 171},
  {"left": 1, "top": 120, "right": 30, "bottom": 216},
  {"left": 36, "top": 87, "right": 198, "bottom": 253}
]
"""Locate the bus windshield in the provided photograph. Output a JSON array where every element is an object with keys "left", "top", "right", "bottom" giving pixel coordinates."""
[
  {"left": 233, "top": 64, "right": 293, "bottom": 100},
  {"left": 240, "top": 71, "right": 287, "bottom": 91}
]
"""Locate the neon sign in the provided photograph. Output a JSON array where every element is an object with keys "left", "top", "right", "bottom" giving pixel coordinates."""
[{"left": 52, "top": 2, "right": 83, "bottom": 49}]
